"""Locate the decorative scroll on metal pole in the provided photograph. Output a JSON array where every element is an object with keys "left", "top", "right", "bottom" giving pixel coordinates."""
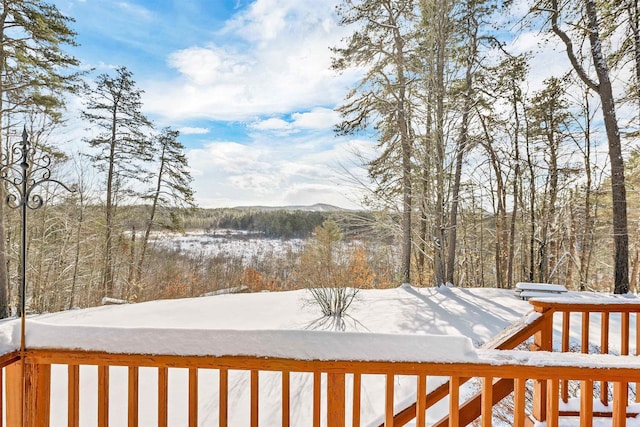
[{"left": 0, "top": 127, "right": 74, "bottom": 353}]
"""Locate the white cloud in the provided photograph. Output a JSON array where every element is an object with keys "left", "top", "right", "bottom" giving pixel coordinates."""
[
  {"left": 186, "top": 133, "right": 371, "bottom": 209},
  {"left": 116, "top": 2, "right": 153, "bottom": 20},
  {"left": 291, "top": 108, "right": 340, "bottom": 130},
  {"left": 143, "top": 0, "right": 358, "bottom": 121},
  {"left": 248, "top": 108, "right": 340, "bottom": 136},
  {"left": 178, "top": 127, "right": 210, "bottom": 135},
  {"left": 282, "top": 183, "right": 353, "bottom": 206},
  {"left": 168, "top": 46, "right": 251, "bottom": 86},
  {"left": 250, "top": 118, "right": 292, "bottom": 132}
]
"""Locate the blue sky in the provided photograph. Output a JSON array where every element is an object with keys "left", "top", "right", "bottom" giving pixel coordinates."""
[
  {"left": 54, "top": 0, "right": 624, "bottom": 210},
  {"left": 58, "top": 0, "right": 370, "bottom": 209}
]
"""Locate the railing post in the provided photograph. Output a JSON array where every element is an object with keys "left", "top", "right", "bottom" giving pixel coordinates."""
[
  {"left": 327, "top": 373, "right": 345, "bottom": 427},
  {"left": 531, "top": 305, "right": 553, "bottom": 422},
  {"left": 6, "top": 359, "right": 23, "bottom": 427},
  {"left": 24, "top": 362, "right": 51, "bottom": 427}
]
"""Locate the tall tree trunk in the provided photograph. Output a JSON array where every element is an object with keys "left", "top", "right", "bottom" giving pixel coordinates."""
[
  {"left": 525, "top": 122, "right": 536, "bottom": 282},
  {"left": 446, "top": 39, "right": 474, "bottom": 285},
  {"left": 103, "top": 109, "right": 118, "bottom": 298},
  {"left": 433, "top": 5, "right": 447, "bottom": 286},
  {"left": 390, "top": 13, "right": 413, "bottom": 285},
  {"left": 69, "top": 206, "right": 83, "bottom": 309},
  {"left": 419, "top": 100, "right": 434, "bottom": 286},
  {"left": 551, "top": 0, "right": 629, "bottom": 293},
  {"left": 587, "top": 0, "right": 629, "bottom": 294},
  {"left": 579, "top": 89, "right": 594, "bottom": 291},
  {"left": 627, "top": 0, "right": 640, "bottom": 107},
  {"left": 507, "top": 97, "right": 521, "bottom": 289},
  {"left": 136, "top": 144, "right": 166, "bottom": 285}
]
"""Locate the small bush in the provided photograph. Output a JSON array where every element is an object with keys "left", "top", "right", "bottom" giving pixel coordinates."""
[
  {"left": 307, "top": 286, "right": 358, "bottom": 317},
  {"left": 294, "top": 219, "right": 361, "bottom": 317}
]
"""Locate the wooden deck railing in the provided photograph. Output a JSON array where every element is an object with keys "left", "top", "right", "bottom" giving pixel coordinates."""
[
  {"left": 529, "top": 298, "right": 640, "bottom": 422},
  {"left": 0, "top": 298, "right": 638, "bottom": 427},
  {"left": 389, "top": 298, "right": 640, "bottom": 426}
]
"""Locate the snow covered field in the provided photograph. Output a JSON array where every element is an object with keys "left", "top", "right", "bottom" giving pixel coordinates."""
[
  {"left": 1, "top": 285, "right": 639, "bottom": 426},
  {"left": 150, "top": 231, "right": 306, "bottom": 264}
]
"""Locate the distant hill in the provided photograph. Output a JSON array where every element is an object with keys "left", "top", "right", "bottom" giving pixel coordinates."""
[{"left": 231, "top": 203, "right": 350, "bottom": 212}]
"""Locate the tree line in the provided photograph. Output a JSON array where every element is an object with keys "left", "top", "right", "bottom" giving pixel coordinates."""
[{"left": 182, "top": 208, "right": 384, "bottom": 239}]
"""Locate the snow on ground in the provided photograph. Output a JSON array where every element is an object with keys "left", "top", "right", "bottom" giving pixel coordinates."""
[
  {"left": 150, "top": 231, "right": 306, "bottom": 264},
  {"left": 1, "top": 285, "right": 638, "bottom": 426},
  {"left": 26, "top": 285, "right": 531, "bottom": 342}
]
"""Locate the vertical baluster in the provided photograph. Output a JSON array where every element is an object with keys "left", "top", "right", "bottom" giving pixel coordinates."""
[
  {"left": 98, "top": 366, "right": 109, "bottom": 427},
  {"left": 282, "top": 371, "right": 290, "bottom": 427},
  {"left": 158, "top": 368, "right": 168, "bottom": 427},
  {"left": 481, "top": 377, "right": 493, "bottom": 427},
  {"left": 582, "top": 312, "right": 590, "bottom": 353},
  {"left": 581, "top": 310, "right": 591, "bottom": 419},
  {"left": 580, "top": 380, "right": 593, "bottom": 427},
  {"left": 546, "top": 378, "right": 559, "bottom": 427},
  {"left": 561, "top": 312, "right": 570, "bottom": 403},
  {"left": 68, "top": 365, "right": 80, "bottom": 427},
  {"left": 189, "top": 368, "right": 198, "bottom": 427},
  {"left": 219, "top": 369, "right": 228, "bottom": 427},
  {"left": 128, "top": 367, "right": 139, "bottom": 427},
  {"left": 416, "top": 374, "right": 426, "bottom": 427},
  {"left": 562, "top": 311, "right": 570, "bottom": 352},
  {"left": 385, "top": 374, "right": 394, "bottom": 427},
  {"left": 449, "top": 376, "right": 460, "bottom": 426},
  {"left": 352, "top": 373, "right": 361, "bottom": 427},
  {"left": 313, "top": 372, "right": 321, "bottom": 427},
  {"left": 513, "top": 378, "right": 526, "bottom": 427},
  {"left": 621, "top": 312, "right": 630, "bottom": 355},
  {"left": 251, "top": 370, "right": 259, "bottom": 427},
  {"left": 601, "top": 312, "right": 610, "bottom": 406}
]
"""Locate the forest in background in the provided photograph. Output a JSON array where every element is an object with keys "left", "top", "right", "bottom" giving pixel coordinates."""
[{"left": 0, "top": 0, "right": 639, "bottom": 316}]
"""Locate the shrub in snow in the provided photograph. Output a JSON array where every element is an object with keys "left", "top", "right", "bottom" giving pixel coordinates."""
[
  {"left": 307, "top": 286, "right": 359, "bottom": 317},
  {"left": 294, "top": 219, "right": 361, "bottom": 316}
]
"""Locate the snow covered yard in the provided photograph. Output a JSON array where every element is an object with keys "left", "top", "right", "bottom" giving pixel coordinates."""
[{"left": 1, "top": 285, "right": 639, "bottom": 426}]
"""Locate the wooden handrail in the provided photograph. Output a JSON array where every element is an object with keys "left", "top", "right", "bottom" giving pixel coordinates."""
[
  {"left": 8, "top": 348, "right": 640, "bottom": 427},
  {"left": 0, "top": 351, "right": 19, "bottom": 369},
  {"left": 529, "top": 299, "right": 640, "bottom": 313}
]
